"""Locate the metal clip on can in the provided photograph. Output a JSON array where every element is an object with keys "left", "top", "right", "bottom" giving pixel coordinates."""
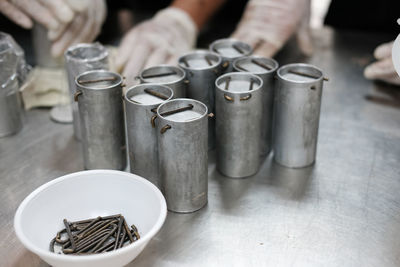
[
  {"left": 74, "top": 70, "right": 126, "bottom": 170},
  {"left": 125, "top": 84, "right": 173, "bottom": 189},
  {"left": 0, "top": 77, "right": 22, "bottom": 137},
  {"left": 157, "top": 98, "right": 209, "bottom": 213},
  {"left": 215, "top": 72, "right": 263, "bottom": 178},
  {"left": 178, "top": 50, "right": 222, "bottom": 150},
  {"left": 139, "top": 65, "right": 186, "bottom": 98},
  {"left": 209, "top": 38, "right": 252, "bottom": 73},
  {"left": 65, "top": 43, "right": 109, "bottom": 140},
  {"left": 233, "top": 56, "right": 279, "bottom": 157},
  {"left": 273, "top": 63, "right": 326, "bottom": 168}
]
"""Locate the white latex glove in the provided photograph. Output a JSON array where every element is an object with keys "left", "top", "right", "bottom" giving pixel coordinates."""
[
  {"left": 49, "top": 0, "right": 106, "bottom": 57},
  {"left": 231, "top": 0, "right": 313, "bottom": 57},
  {"left": 364, "top": 41, "right": 400, "bottom": 86},
  {"left": 0, "top": 0, "right": 78, "bottom": 30},
  {"left": 116, "top": 7, "right": 197, "bottom": 86}
]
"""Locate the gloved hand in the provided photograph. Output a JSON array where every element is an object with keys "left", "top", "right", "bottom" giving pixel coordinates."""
[
  {"left": 364, "top": 41, "right": 400, "bottom": 86},
  {"left": 116, "top": 7, "right": 197, "bottom": 86},
  {"left": 49, "top": 0, "right": 106, "bottom": 57},
  {"left": 231, "top": 0, "right": 313, "bottom": 57},
  {"left": 0, "top": 0, "right": 82, "bottom": 30}
]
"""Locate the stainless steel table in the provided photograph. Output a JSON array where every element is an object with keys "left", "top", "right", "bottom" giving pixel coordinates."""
[{"left": 2, "top": 28, "right": 400, "bottom": 267}]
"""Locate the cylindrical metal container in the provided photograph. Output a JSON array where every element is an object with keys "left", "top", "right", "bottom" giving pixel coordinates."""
[
  {"left": 65, "top": 43, "right": 109, "bottom": 140},
  {"left": 125, "top": 84, "right": 173, "bottom": 189},
  {"left": 32, "top": 24, "right": 62, "bottom": 68},
  {"left": 157, "top": 98, "right": 209, "bottom": 213},
  {"left": 209, "top": 38, "right": 252, "bottom": 73},
  {"left": 139, "top": 65, "right": 186, "bottom": 98},
  {"left": 273, "top": 63, "right": 325, "bottom": 168},
  {"left": 74, "top": 70, "right": 126, "bottom": 170},
  {"left": 178, "top": 50, "right": 222, "bottom": 150},
  {"left": 0, "top": 77, "right": 22, "bottom": 137},
  {"left": 215, "top": 72, "right": 263, "bottom": 178},
  {"left": 233, "top": 56, "right": 279, "bottom": 157}
]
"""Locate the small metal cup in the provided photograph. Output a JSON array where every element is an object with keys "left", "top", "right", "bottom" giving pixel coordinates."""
[
  {"left": 124, "top": 84, "right": 173, "bottom": 189},
  {"left": 0, "top": 77, "right": 22, "bottom": 137},
  {"left": 233, "top": 56, "right": 279, "bottom": 157},
  {"left": 209, "top": 38, "right": 252, "bottom": 73},
  {"left": 157, "top": 98, "right": 209, "bottom": 213},
  {"left": 32, "top": 24, "right": 62, "bottom": 68},
  {"left": 215, "top": 72, "right": 263, "bottom": 178},
  {"left": 178, "top": 50, "right": 222, "bottom": 150},
  {"left": 139, "top": 65, "right": 186, "bottom": 98},
  {"left": 74, "top": 70, "right": 126, "bottom": 170},
  {"left": 273, "top": 63, "right": 326, "bottom": 168},
  {"left": 65, "top": 43, "right": 109, "bottom": 140}
]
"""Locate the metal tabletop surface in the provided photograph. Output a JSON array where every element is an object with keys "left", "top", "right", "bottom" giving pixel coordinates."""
[{"left": 1, "top": 28, "right": 400, "bottom": 267}]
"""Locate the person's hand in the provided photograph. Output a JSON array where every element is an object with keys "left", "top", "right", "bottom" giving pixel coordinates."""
[
  {"left": 231, "top": 0, "right": 313, "bottom": 58},
  {"left": 364, "top": 41, "right": 400, "bottom": 86},
  {"left": 116, "top": 7, "right": 197, "bottom": 86},
  {"left": 49, "top": 0, "right": 106, "bottom": 57},
  {"left": 0, "top": 0, "right": 80, "bottom": 30}
]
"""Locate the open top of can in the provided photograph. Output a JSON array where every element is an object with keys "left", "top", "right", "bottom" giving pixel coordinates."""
[
  {"left": 75, "top": 70, "right": 122, "bottom": 90},
  {"left": 277, "top": 63, "right": 323, "bottom": 83},
  {"left": 233, "top": 56, "right": 278, "bottom": 75},
  {"left": 215, "top": 72, "right": 263, "bottom": 94},
  {"left": 140, "top": 65, "right": 185, "bottom": 85},
  {"left": 125, "top": 84, "right": 173, "bottom": 106},
  {"left": 64, "top": 43, "right": 108, "bottom": 63},
  {"left": 178, "top": 50, "right": 221, "bottom": 70},
  {"left": 157, "top": 98, "right": 208, "bottom": 123},
  {"left": 209, "top": 38, "right": 252, "bottom": 59}
]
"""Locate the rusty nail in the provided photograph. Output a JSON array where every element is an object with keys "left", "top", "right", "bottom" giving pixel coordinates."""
[
  {"left": 251, "top": 59, "right": 272, "bottom": 71},
  {"left": 77, "top": 77, "right": 117, "bottom": 85},
  {"left": 160, "top": 125, "right": 171, "bottom": 134},
  {"left": 160, "top": 104, "right": 194, "bottom": 117},
  {"left": 144, "top": 88, "right": 169, "bottom": 100},
  {"left": 74, "top": 90, "right": 82, "bottom": 102},
  {"left": 224, "top": 94, "right": 234, "bottom": 102},
  {"left": 232, "top": 44, "right": 245, "bottom": 54},
  {"left": 113, "top": 217, "right": 124, "bottom": 250},
  {"left": 142, "top": 71, "right": 177, "bottom": 79}
]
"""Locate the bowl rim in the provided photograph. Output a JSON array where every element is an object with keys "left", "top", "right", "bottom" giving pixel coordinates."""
[{"left": 14, "top": 170, "right": 167, "bottom": 262}]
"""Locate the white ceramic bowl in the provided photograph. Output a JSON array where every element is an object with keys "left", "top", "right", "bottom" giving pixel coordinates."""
[{"left": 14, "top": 170, "right": 167, "bottom": 267}]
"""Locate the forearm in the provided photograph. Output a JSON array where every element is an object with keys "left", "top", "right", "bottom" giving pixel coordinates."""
[{"left": 171, "top": 0, "right": 227, "bottom": 29}]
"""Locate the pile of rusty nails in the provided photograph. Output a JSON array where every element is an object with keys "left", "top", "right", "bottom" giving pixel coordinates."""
[{"left": 50, "top": 214, "right": 140, "bottom": 255}]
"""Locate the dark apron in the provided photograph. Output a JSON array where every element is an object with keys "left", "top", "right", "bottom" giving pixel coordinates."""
[{"left": 325, "top": 0, "right": 400, "bottom": 34}]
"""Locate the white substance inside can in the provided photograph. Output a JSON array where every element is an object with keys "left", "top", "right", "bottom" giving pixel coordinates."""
[
  {"left": 165, "top": 110, "right": 202, "bottom": 122},
  {"left": 130, "top": 93, "right": 163, "bottom": 105}
]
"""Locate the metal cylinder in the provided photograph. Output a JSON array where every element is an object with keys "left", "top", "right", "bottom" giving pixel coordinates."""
[
  {"left": 139, "top": 65, "right": 186, "bottom": 98},
  {"left": 65, "top": 43, "right": 109, "bottom": 140},
  {"left": 157, "top": 98, "right": 209, "bottom": 213},
  {"left": 75, "top": 70, "right": 126, "bottom": 170},
  {"left": 32, "top": 24, "right": 62, "bottom": 68},
  {"left": 273, "top": 63, "right": 325, "bottom": 168},
  {"left": 233, "top": 56, "right": 279, "bottom": 157},
  {"left": 215, "top": 72, "right": 263, "bottom": 178},
  {"left": 178, "top": 50, "right": 221, "bottom": 150},
  {"left": 0, "top": 77, "right": 22, "bottom": 137},
  {"left": 209, "top": 38, "right": 252, "bottom": 73},
  {"left": 125, "top": 84, "right": 173, "bottom": 189}
]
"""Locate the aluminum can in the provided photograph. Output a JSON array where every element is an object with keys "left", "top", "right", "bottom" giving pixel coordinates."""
[
  {"left": 65, "top": 43, "right": 109, "bottom": 140},
  {"left": 157, "top": 98, "right": 209, "bottom": 213},
  {"left": 75, "top": 70, "right": 126, "bottom": 170},
  {"left": 139, "top": 65, "right": 186, "bottom": 98},
  {"left": 209, "top": 38, "right": 252, "bottom": 73},
  {"left": 178, "top": 50, "right": 222, "bottom": 149},
  {"left": 0, "top": 77, "right": 22, "bottom": 137},
  {"left": 273, "top": 63, "right": 325, "bottom": 168},
  {"left": 233, "top": 56, "right": 279, "bottom": 156},
  {"left": 215, "top": 72, "right": 263, "bottom": 178},
  {"left": 124, "top": 84, "right": 173, "bottom": 189}
]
